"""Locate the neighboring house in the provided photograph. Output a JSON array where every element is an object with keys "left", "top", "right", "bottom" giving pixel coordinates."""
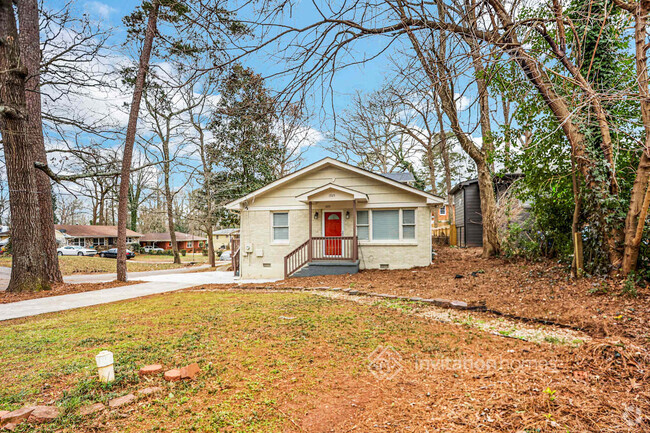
[
  {"left": 213, "top": 228, "right": 240, "bottom": 250},
  {"left": 55, "top": 224, "right": 143, "bottom": 248},
  {"left": 140, "top": 232, "right": 207, "bottom": 253},
  {"left": 54, "top": 230, "right": 66, "bottom": 246},
  {"left": 450, "top": 174, "right": 525, "bottom": 247},
  {"left": 225, "top": 157, "right": 444, "bottom": 279},
  {"left": 0, "top": 226, "right": 66, "bottom": 247},
  {"left": 0, "top": 226, "right": 9, "bottom": 243},
  {"left": 431, "top": 202, "right": 453, "bottom": 228}
]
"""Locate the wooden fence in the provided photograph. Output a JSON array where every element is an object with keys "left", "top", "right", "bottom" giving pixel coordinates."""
[{"left": 432, "top": 225, "right": 457, "bottom": 246}]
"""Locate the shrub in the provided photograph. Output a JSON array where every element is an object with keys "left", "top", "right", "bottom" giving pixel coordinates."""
[{"left": 180, "top": 249, "right": 187, "bottom": 256}]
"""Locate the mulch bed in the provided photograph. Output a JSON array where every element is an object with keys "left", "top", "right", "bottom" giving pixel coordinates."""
[
  {"left": 0, "top": 280, "right": 136, "bottom": 304},
  {"left": 259, "top": 247, "right": 650, "bottom": 344}
]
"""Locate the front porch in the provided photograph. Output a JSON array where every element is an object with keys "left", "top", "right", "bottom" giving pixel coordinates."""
[{"left": 284, "top": 186, "right": 364, "bottom": 278}]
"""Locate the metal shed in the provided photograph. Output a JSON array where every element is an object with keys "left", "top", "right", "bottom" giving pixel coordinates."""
[{"left": 450, "top": 179, "right": 483, "bottom": 247}]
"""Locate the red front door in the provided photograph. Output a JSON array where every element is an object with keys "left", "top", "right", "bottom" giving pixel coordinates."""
[{"left": 324, "top": 212, "right": 342, "bottom": 256}]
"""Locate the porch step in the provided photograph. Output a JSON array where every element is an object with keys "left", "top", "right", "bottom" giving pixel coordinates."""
[{"left": 290, "top": 260, "right": 359, "bottom": 278}]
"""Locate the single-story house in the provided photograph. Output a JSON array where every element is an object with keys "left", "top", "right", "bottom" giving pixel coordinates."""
[
  {"left": 55, "top": 224, "right": 143, "bottom": 248},
  {"left": 450, "top": 174, "right": 526, "bottom": 247},
  {"left": 213, "top": 228, "right": 240, "bottom": 250},
  {"left": 225, "top": 157, "right": 444, "bottom": 279},
  {"left": 140, "top": 232, "right": 207, "bottom": 253}
]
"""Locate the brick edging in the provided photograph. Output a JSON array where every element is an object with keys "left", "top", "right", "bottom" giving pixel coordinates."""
[{"left": 230, "top": 285, "right": 584, "bottom": 332}]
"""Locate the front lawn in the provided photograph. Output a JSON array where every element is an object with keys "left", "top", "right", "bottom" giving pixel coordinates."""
[
  {"left": 133, "top": 253, "right": 210, "bottom": 264},
  {"left": 1, "top": 290, "right": 646, "bottom": 432},
  {"left": 0, "top": 256, "right": 193, "bottom": 275}
]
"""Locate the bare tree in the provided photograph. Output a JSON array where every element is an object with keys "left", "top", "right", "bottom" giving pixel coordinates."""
[
  {"left": 327, "top": 89, "right": 420, "bottom": 174},
  {"left": 275, "top": 102, "right": 312, "bottom": 177},
  {"left": 116, "top": 0, "right": 159, "bottom": 281}
]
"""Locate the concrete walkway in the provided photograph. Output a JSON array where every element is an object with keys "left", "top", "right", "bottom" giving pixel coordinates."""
[{"left": 0, "top": 270, "right": 278, "bottom": 321}]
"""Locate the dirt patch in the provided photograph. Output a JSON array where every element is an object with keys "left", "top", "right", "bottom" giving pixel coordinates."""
[
  {"left": 261, "top": 248, "right": 650, "bottom": 344},
  {"left": 0, "top": 280, "right": 136, "bottom": 303}
]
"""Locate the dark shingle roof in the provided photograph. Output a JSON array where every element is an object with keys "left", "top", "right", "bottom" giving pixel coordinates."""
[
  {"left": 379, "top": 172, "right": 415, "bottom": 183},
  {"left": 55, "top": 224, "right": 142, "bottom": 238}
]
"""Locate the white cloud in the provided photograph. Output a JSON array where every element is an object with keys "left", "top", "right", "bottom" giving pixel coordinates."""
[
  {"left": 454, "top": 93, "right": 470, "bottom": 111},
  {"left": 84, "top": 1, "right": 116, "bottom": 20}
]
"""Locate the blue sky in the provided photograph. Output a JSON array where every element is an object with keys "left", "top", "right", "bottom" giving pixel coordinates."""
[
  {"left": 57, "top": 0, "right": 415, "bottom": 165},
  {"left": 45, "top": 0, "right": 481, "bottom": 178}
]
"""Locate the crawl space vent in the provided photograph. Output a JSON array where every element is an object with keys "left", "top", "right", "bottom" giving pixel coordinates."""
[
  {"left": 380, "top": 264, "right": 390, "bottom": 269},
  {"left": 263, "top": 263, "right": 271, "bottom": 268}
]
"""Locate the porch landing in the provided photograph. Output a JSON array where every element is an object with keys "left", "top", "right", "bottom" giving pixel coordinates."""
[{"left": 290, "top": 260, "right": 359, "bottom": 278}]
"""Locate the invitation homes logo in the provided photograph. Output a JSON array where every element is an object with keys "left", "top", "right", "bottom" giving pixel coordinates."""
[{"left": 367, "top": 345, "right": 403, "bottom": 380}]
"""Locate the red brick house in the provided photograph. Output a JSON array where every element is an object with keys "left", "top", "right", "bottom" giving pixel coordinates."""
[
  {"left": 140, "top": 232, "right": 207, "bottom": 253},
  {"left": 56, "top": 224, "right": 143, "bottom": 248}
]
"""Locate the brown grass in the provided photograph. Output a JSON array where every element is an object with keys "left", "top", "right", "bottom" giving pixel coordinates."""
[{"left": 1, "top": 290, "right": 648, "bottom": 432}]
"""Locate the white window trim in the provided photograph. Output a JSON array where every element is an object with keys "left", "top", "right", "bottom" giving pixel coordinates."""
[
  {"left": 402, "top": 209, "right": 416, "bottom": 240},
  {"left": 439, "top": 205, "right": 447, "bottom": 216},
  {"left": 271, "top": 211, "right": 290, "bottom": 244},
  {"left": 357, "top": 208, "right": 418, "bottom": 245},
  {"left": 356, "top": 210, "right": 369, "bottom": 241},
  {"left": 186, "top": 241, "right": 193, "bottom": 248}
]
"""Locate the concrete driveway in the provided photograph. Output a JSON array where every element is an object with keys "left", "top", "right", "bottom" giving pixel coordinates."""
[
  {"left": 0, "top": 268, "right": 279, "bottom": 321},
  {"left": 0, "top": 264, "right": 217, "bottom": 290}
]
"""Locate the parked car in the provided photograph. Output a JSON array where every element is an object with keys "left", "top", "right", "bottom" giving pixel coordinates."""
[
  {"left": 99, "top": 248, "right": 135, "bottom": 259},
  {"left": 219, "top": 250, "right": 232, "bottom": 261},
  {"left": 57, "top": 245, "right": 97, "bottom": 256},
  {"left": 143, "top": 246, "right": 164, "bottom": 253}
]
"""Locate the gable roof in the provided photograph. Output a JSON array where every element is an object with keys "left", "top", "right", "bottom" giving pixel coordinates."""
[
  {"left": 213, "top": 228, "right": 240, "bottom": 235},
  {"left": 225, "top": 157, "right": 444, "bottom": 209},
  {"left": 140, "top": 232, "right": 207, "bottom": 242},
  {"left": 295, "top": 183, "right": 369, "bottom": 203},
  {"left": 380, "top": 172, "right": 415, "bottom": 183},
  {"left": 55, "top": 224, "right": 142, "bottom": 238}
]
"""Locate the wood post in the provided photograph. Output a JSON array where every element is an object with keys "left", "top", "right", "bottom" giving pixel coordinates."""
[
  {"left": 573, "top": 232, "right": 584, "bottom": 278},
  {"left": 308, "top": 201, "right": 313, "bottom": 262},
  {"left": 352, "top": 200, "right": 358, "bottom": 261}
]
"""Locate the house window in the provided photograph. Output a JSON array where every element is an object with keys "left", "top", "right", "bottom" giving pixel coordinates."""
[
  {"left": 402, "top": 210, "right": 416, "bottom": 239},
  {"left": 272, "top": 212, "right": 289, "bottom": 242},
  {"left": 93, "top": 238, "right": 106, "bottom": 246},
  {"left": 439, "top": 206, "right": 446, "bottom": 216},
  {"left": 187, "top": 241, "right": 193, "bottom": 248},
  {"left": 372, "top": 210, "right": 400, "bottom": 240},
  {"left": 356, "top": 211, "right": 369, "bottom": 240}
]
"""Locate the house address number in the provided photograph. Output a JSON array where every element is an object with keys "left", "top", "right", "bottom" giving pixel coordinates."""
[{"left": 329, "top": 193, "right": 336, "bottom": 197}]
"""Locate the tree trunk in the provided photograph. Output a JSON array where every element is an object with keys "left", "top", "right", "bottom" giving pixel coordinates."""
[
  {"left": 465, "top": 35, "right": 500, "bottom": 256},
  {"left": 18, "top": 0, "right": 63, "bottom": 283},
  {"left": 116, "top": 0, "right": 159, "bottom": 281},
  {"left": 622, "top": 2, "right": 650, "bottom": 274},
  {"left": 0, "top": 0, "right": 49, "bottom": 292},
  {"left": 164, "top": 167, "right": 181, "bottom": 264},
  {"left": 570, "top": 154, "right": 583, "bottom": 278},
  {"left": 206, "top": 223, "right": 215, "bottom": 267}
]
